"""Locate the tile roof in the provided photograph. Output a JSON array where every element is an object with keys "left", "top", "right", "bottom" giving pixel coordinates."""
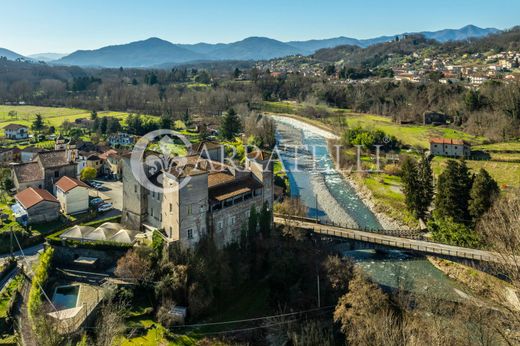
[
  {"left": 55, "top": 176, "right": 89, "bottom": 193},
  {"left": 13, "top": 162, "right": 43, "bottom": 183},
  {"left": 430, "top": 138, "right": 469, "bottom": 145},
  {"left": 15, "top": 187, "right": 59, "bottom": 209},
  {"left": 209, "top": 175, "right": 263, "bottom": 202},
  {"left": 208, "top": 172, "right": 235, "bottom": 188},
  {"left": 4, "top": 124, "right": 28, "bottom": 130},
  {"left": 37, "top": 150, "right": 73, "bottom": 168},
  {"left": 194, "top": 141, "right": 223, "bottom": 153}
]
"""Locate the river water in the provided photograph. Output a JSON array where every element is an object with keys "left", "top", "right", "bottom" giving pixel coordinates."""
[{"left": 274, "top": 117, "right": 466, "bottom": 301}]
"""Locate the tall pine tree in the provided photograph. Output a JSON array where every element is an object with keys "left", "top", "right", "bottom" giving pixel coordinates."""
[
  {"left": 400, "top": 157, "right": 421, "bottom": 218},
  {"left": 416, "top": 154, "right": 434, "bottom": 219}
]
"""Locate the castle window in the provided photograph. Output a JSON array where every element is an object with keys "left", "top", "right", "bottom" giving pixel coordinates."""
[
  {"left": 187, "top": 229, "right": 193, "bottom": 239},
  {"left": 54, "top": 171, "right": 59, "bottom": 178},
  {"left": 187, "top": 205, "right": 192, "bottom": 215},
  {"left": 169, "top": 203, "right": 172, "bottom": 212},
  {"left": 217, "top": 221, "right": 223, "bottom": 231}
]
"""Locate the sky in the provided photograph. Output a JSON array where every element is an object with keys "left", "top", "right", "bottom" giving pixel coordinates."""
[{"left": 1, "top": 0, "right": 519, "bottom": 55}]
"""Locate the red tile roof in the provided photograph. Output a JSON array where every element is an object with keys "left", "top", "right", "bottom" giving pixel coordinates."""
[
  {"left": 55, "top": 176, "right": 89, "bottom": 193},
  {"left": 15, "top": 187, "right": 58, "bottom": 209},
  {"left": 430, "top": 138, "right": 468, "bottom": 145}
]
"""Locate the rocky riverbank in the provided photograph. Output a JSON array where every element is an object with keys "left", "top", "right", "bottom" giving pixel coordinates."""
[{"left": 272, "top": 114, "right": 408, "bottom": 231}]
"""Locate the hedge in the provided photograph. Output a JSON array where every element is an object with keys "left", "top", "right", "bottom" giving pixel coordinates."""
[{"left": 27, "top": 247, "right": 54, "bottom": 322}]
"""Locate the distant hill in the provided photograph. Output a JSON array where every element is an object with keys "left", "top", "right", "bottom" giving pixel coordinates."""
[
  {"left": 0, "top": 48, "right": 26, "bottom": 61},
  {"left": 28, "top": 52, "right": 67, "bottom": 62},
  {"left": 56, "top": 37, "right": 206, "bottom": 68},
  {"left": 419, "top": 25, "right": 501, "bottom": 42},
  {"left": 51, "top": 25, "right": 503, "bottom": 68},
  {"left": 209, "top": 37, "right": 303, "bottom": 60}
]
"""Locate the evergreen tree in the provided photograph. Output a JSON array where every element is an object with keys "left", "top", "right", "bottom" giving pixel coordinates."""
[
  {"left": 160, "top": 115, "right": 172, "bottom": 130},
  {"left": 106, "top": 117, "right": 122, "bottom": 134},
  {"left": 32, "top": 113, "right": 44, "bottom": 131},
  {"left": 400, "top": 157, "right": 421, "bottom": 217},
  {"left": 469, "top": 168, "right": 499, "bottom": 221},
  {"left": 416, "top": 154, "right": 434, "bottom": 219},
  {"left": 90, "top": 110, "right": 98, "bottom": 120},
  {"left": 220, "top": 108, "right": 242, "bottom": 140},
  {"left": 248, "top": 206, "right": 258, "bottom": 240},
  {"left": 434, "top": 160, "right": 473, "bottom": 224},
  {"left": 258, "top": 202, "right": 272, "bottom": 238},
  {"left": 100, "top": 116, "right": 108, "bottom": 134}
]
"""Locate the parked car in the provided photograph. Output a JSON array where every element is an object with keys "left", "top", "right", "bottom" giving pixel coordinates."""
[
  {"left": 89, "top": 197, "right": 103, "bottom": 206},
  {"left": 97, "top": 203, "right": 113, "bottom": 212}
]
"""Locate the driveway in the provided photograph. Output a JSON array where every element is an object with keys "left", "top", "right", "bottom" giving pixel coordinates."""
[{"left": 89, "top": 180, "right": 123, "bottom": 219}]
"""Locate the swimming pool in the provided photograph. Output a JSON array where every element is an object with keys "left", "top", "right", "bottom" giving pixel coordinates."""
[{"left": 52, "top": 285, "right": 80, "bottom": 310}]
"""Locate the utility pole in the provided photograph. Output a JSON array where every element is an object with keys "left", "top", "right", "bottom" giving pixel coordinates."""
[{"left": 317, "top": 271, "right": 321, "bottom": 308}]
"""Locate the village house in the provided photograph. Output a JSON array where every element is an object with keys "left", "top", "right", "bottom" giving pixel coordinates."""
[
  {"left": 85, "top": 154, "right": 102, "bottom": 173},
  {"left": 430, "top": 138, "right": 471, "bottom": 158},
  {"left": 12, "top": 187, "right": 60, "bottom": 225},
  {"left": 20, "top": 146, "right": 46, "bottom": 163},
  {"left": 3, "top": 124, "right": 29, "bottom": 140},
  {"left": 99, "top": 149, "right": 124, "bottom": 179},
  {"left": 0, "top": 147, "right": 20, "bottom": 166},
  {"left": 121, "top": 143, "right": 274, "bottom": 249},
  {"left": 12, "top": 149, "right": 78, "bottom": 192},
  {"left": 108, "top": 132, "right": 134, "bottom": 147},
  {"left": 55, "top": 176, "right": 90, "bottom": 215}
]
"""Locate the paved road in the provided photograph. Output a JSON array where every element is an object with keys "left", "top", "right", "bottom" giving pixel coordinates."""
[
  {"left": 89, "top": 180, "right": 122, "bottom": 220},
  {"left": 274, "top": 216, "right": 506, "bottom": 263}
]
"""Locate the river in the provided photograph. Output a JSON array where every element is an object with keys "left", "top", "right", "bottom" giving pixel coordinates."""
[{"left": 273, "top": 116, "right": 467, "bottom": 301}]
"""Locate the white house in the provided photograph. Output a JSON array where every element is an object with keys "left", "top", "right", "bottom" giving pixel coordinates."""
[
  {"left": 108, "top": 133, "right": 134, "bottom": 147},
  {"left": 4, "top": 124, "right": 29, "bottom": 140},
  {"left": 430, "top": 138, "right": 471, "bottom": 158},
  {"left": 54, "top": 176, "right": 90, "bottom": 215}
]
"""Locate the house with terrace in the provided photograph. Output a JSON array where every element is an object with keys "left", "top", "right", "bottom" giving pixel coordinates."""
[{"left": 121, "top": 143, "right": 273, "bottom": 249}]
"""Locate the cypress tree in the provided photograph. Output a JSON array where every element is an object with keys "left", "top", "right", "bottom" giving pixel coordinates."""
[
  {"left": 416, "top": 154, "right": 434, "bottom": 219},
  {"left": 401, "top": 157, "right": 421, "bottom": 217},
  {"left": 220, "top": 108, "right": 242, "bottom": 140},
  {"left": 469, "top": 168, "right": 499, "bottom": 221}
]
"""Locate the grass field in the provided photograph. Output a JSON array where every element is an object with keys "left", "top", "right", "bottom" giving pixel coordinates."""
[
  {"left": 344, "top": 113, "right": 486, "bottom": 149},
  {"left": 0, "top": 105, "right": 156, "bottom": 130},
  {"left": 431, "top": 156, "right": 520, "bottom": 189},
  {"left": 357, "top": 173, "right": 419, "bottom": 228},
  {"left": 473, "top": 141, "right": 520, "bottom": 151}
]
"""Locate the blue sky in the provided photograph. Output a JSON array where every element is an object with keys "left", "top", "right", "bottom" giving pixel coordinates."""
[{"left": 2, "top": 0, "right": 519, "bottom": 55}]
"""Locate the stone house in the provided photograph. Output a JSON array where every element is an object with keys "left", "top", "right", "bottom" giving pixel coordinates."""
[
  {"left": 20, "top": 146, "right": 46, "bottom": 163},
  {"left": 12, "top": 149, "right": 78, "bottom": 192},
  {"left": 121, "top": 144, "right": 273, "bottom": 249},
  {"left": 0, "top": 147, "right": 20, "bottom": 166},
  {"left": 430, "top": 138, "right": 471, "bottom": 158},
  {"left": 55, "top": 176, "right": 90, "bottom": 215},
  {"left": 3, "top": 124, "right": 28, "bottom": 140},
  {"left": 13, "top": 187, "right": 60, "bottom": 225}
]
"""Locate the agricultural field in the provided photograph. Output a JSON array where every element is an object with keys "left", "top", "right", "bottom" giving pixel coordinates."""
[{"left": 473, "top": 141, "right": 520, "bottom": 152}]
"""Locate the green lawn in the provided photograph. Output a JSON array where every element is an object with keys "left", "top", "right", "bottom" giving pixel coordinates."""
[
  {"left": 473, "top": 141, "right": 520, "bottom": 151},
  {"left": 0, "top": 274, "right": 23, "bottom": 318}
]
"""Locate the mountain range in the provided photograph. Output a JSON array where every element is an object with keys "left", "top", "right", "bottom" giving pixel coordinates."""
[{"left": 0, "top": 25, "right": 502, "bottom": 68}]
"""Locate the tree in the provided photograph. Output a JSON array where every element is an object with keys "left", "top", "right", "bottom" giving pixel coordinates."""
[
  {"left": 106, "top": 117, "right": 122, "bottom": 134},
  {"left": 80, "top": 167, "right": 97, "bottom": 181},
  {"left": 233, "top": 67, "right": 241, "bottom": 79},
  {"left": 90, "top": 110, "right": 97, "bottom": 120},
  {"left": 258, "top": 201, "right": 272, "bottom": 238},
  {"left": 434, "top": 160, "right": 473, "bottom": 224},
  {"left": 100, "top": 116, "right": 108, "bottom": 133},
  {"left": 7, "top": 110, "right": 17, "bottom": 119},
  {"left": 115, "top": 248, "right": 154, "bottom": 285},
  {"left": 248, "top": 206, "right": 258, "bottom": 240},
  {"left": 32, "top": 113, "right": 45, "bottom": 131},
  {"left": 417, "top": 154, "right": 434, "bottom": 218},
  {"left": 220, "top": 108, "right": 242, "bottom": 140},
  {"left": 400, "top": 157, "right": 421, "bottom": 217},
  {"left": 160, "top": 114, "right": 172, "bottom": 129},
  {"left": 469, "top": 168, "right": 499, "bottom": 221}
]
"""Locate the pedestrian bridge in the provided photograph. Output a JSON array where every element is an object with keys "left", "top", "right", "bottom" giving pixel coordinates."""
[{"left": 273, "top": 214, "right": 505, "bottom": 264}]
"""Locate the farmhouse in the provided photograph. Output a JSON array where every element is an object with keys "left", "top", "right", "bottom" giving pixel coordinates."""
[
  {"left": 3, "top": 124, "right": 28, "bottom": 140},
  {"left": 429, "top": 138, "right": 471, "bottom": 158},
  {"left": 12, "top": 187, "right": 60, "bottom": 225},
  {"left": 55, "top": 176, "right": 90, "bottom": 215}
]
